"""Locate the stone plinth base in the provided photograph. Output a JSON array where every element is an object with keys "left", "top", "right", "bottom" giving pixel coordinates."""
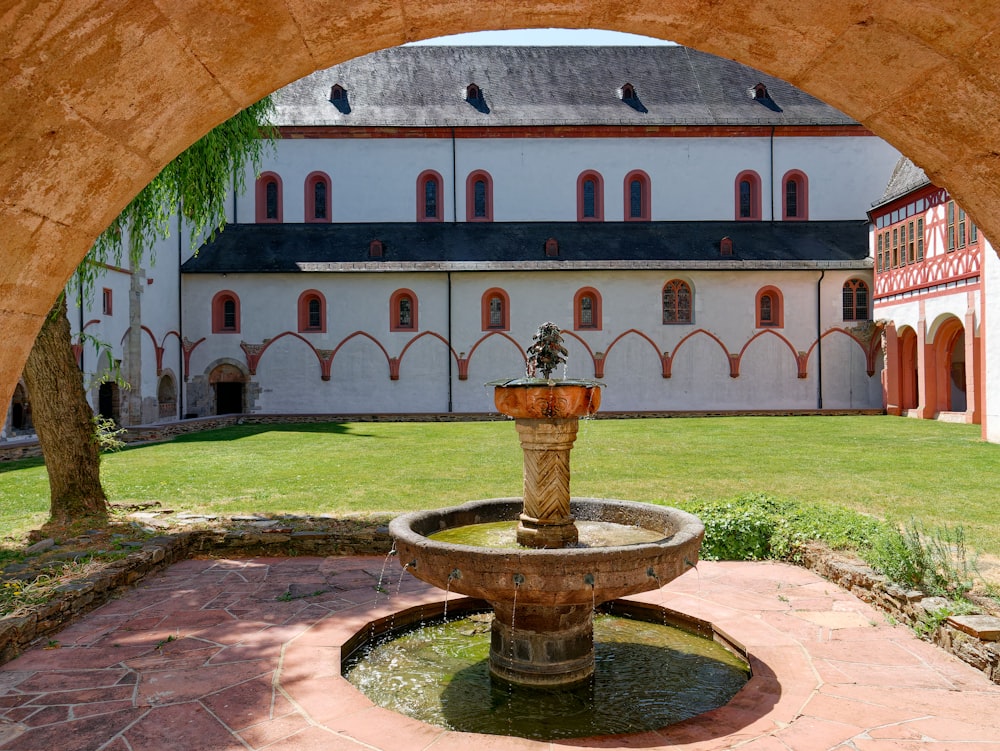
[
  {"left": 489, "top": 601, "right": 594, "bottom": 687},
  {"left": 516, "top": 512, "right": 579, "bottom": 547}
]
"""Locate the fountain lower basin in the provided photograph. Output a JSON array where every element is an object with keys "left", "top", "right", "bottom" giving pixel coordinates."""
[{"left": 389, "top": 497, "right": 704, "bottom": 686}]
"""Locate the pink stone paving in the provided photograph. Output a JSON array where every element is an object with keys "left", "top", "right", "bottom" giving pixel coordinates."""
[{"left": 0, "top": 557, "right": 998, "bottom": 750}]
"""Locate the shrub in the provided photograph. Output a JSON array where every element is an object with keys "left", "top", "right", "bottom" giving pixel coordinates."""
[
  {"left": 862, "top": 520, "right": 978, "bottom": 597},
  {"left": 680, "top": 493, "right": 889, "bottom": 562}
]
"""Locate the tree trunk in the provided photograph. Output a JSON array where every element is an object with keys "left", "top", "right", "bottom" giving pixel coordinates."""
[{"left": 22, "top": 296, "right": 109, "bottom": 525}]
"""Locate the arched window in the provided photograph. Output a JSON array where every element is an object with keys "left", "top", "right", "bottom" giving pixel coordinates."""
[
  {"left": 297, "top": 290, "right": 326, "bottom": 332},
  {"left": 624, "top": 170, "right": 651, "bottom": 221},
  {"left": 390, "top": 289, "right": 418, "bottom": 331},
  {"left": 466, "top": 170, "right": 494, "bottom": 222},
  {"left": 781, "top": 170, "right": 809, "bottom": 220},
  {"left": 662, "top": 279, "right": 693, "bottom": 324},
  {"left": 212, "top": 290, "right": 241, "bottom": 333},
  {"left": 305, "top": 171, "right": 331, "bottom": 223},
  {"left": 756, "top": 286, "right": 784, "bottom": 328},
  {"left": 574, "top": 287, "right": 602, "bottom": 330},
  {"left": 735, "top": 170, "right": 761, "bottom": 221},
  {"left": 842, "top": 279, "right": 869, "bottom": 321},
  {"left": 255, "top": 172, "right": 283, "bottom": 223},
  {"left": 481, "top": 288, "right": 510, "bottom": 331},
  {"left": 577, "top": 170, "right": 605, "bottom": 221},
  {"left": 417, "top": 170, "right": 444, "bottom": 222}
]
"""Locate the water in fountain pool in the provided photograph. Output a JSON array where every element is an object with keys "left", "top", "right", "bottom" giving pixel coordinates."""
[
  {"left": 343, "top": 611, "right": 749, "bottom": 740},
  {"left": 429, "top": 520, "right": 667, "bottom": 549}
]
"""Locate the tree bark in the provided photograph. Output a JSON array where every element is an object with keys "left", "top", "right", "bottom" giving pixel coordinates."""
[{"left": 22, "top": 296, "right": 109, "bottom": 525}]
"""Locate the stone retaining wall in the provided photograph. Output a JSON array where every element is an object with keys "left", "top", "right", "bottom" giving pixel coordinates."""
[
  {"left": 799, "top": 543, "right": 1000, "bottom": 685},
  {"left": 1, "top": 530, "right": 997, "bottom": 685},
  {"left": 0, "top": 523, "right": 393, "bottom": 664}
]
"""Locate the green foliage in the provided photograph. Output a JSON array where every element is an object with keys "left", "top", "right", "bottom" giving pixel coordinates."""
[
  {"left": 863, "top": 520, "right": 978, "bottom": 597},
  {"left": 74, "top": 97, "right": 276, "bottom": 300},
  {"left": 680, "top": 493, "right": 888, "bottom": 562},
  {"left": 92, "top": 415, "right": 127, "bottom": 453},
  {"left": 526, "top": 322, "right": 568, "bottom": 379}
]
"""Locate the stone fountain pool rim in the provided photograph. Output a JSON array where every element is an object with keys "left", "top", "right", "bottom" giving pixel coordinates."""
[
  {"left": 389, "top": 497, "right": 704, "bottom": 558},
  {"left": 388, "top": 497, "right": 705, "bottom": 606}
]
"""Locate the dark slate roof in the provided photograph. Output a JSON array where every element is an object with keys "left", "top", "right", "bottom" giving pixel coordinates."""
[
  {"left": 183, "top": 221, "right": 870, "bottom": 273},
  {"left": 872, "top": 157, "right": 931, "bottom": 208},
  {"left": 273, "top": 46, "right": 857, "bottom": 128}
]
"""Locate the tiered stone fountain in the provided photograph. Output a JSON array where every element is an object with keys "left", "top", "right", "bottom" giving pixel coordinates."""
[{"left": 390, "top": 323, "right": 704, "bottom": 687}]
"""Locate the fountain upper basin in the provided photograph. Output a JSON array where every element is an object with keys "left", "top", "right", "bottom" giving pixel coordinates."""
[{"left": 389, "top": 497, "right": 704, "bottom": 607}]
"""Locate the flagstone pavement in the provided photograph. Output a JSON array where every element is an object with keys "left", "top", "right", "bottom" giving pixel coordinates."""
[{"left": 0, "top": 556, "right": 998, "bottom": 751}]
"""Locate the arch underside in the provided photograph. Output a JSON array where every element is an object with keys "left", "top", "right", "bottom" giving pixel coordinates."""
[{"left": 2, "top": 1, "right": 1000, "bottom": 411}]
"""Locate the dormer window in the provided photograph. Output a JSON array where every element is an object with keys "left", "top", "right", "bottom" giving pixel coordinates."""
[
  {"left": 369, "top": 239, "right": 384, "bottom": 259},
  {"left": 751, "top": 83, "right": 769, "bottom": 100},
  {"left": 544, "top": 238, "right": 559, "bottom": 258},
  {"left": 330, "top": 84, "right": 346, "bottom": 101},
  {"left": 620, "top": 83, "right": 636, "bottom": 101},
  {"left": 466, "top": 83, "right": 481, "bottom": 101}
]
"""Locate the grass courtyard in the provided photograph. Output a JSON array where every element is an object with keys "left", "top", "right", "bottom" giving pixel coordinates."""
[{"left": 0, "top": 414, "right": 998, "bottom": 557}]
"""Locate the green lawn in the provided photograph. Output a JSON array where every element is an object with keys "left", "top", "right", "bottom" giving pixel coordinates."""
[{"left": 1, "top": 416, "right": 998, "bottom": 554}]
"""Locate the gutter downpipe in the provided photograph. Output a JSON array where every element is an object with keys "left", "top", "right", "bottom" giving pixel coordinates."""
[
  {"left": 448, "top": 128, "right": 458, "bottom": 413},
  {"left": 816, "top": 269, "right": 825, "bottom": 409},
  {"left": 769, "top": 126, "right": 775, "bottom": 221},
  {"left": 178, "top": 213, "right": 185, "bottom": 419}
]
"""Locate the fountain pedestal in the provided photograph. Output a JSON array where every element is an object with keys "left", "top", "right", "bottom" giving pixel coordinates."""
[
  {"left": 494, "top": 382, "right": 600, "bottom": 550},
  {"left": 515, "top": 419, "right": 579, "bottom": 548},
  {"left": 489, "top": 601, "right": 594, "bottom": 686}
]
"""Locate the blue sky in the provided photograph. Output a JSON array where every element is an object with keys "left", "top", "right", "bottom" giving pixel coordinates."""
[{"left": 408, "top": 29, "right": 675, "bottom": 46}]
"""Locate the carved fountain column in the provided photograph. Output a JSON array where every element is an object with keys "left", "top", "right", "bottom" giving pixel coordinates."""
[{"left": 515, "top": 418, "right": 580, "bottom": 548}]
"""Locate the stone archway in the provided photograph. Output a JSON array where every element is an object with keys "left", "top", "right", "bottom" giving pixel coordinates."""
[{"left": 3, "top": 1, "right": 1000, "bottom": 416}]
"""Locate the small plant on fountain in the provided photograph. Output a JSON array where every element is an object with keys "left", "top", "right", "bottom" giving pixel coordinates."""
[{"left": 525, "top": 322, "right": 568, "bottom": 380}]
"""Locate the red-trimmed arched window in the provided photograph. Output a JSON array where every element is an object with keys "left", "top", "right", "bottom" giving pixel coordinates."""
[
  {"left": 574, "top": 287, "right": 602, "bottom": 330},
  {"left": 466, "top": 170, "right": 494, "bottom": 222},
  {"left": 304, "top": 172, "right": 331, "bottom": 223},
  {"left": 662, "top": 279, "right": 693, "bottom": 324},
  {"left": 390, "top": 289, "right": 418, "bottom": 331},
  {"left": 255, "top": 172, "right": 283, "bottom": 223},
  {"left": 297, "top": 290, "right": 326, "bottom": 332},
  {"left": 577, "top": 170, "right": 605, "bottom": 221},
  {"left": 735, "top": 170, "right": 762, "bottom": 221},
  {"left": 782, "top": 170, "right": 809, "bottom": 221},
  {"left": 417, "top": 170, "right": 444, "bottom": 222},
  {"left": 842, "top": 279, "right": 869, "bottom": 321},
  {"left": 481, "top": 288, "right": 510, "bottom": 331},
  {"left": 756, "top": 286, "right": 784, "bottom": 328},
  {"left": 212, "top": 290, "right": 241, "bottom": 333},
  {"left": 624, "top": 170, "right": 651, "bottom": 221}
]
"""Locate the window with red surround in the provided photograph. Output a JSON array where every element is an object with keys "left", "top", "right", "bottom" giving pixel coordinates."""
[
  {"left": 481, "top": 287, "right": 510, "bottom": 331},
  {"left": 662, "top": 279, "right": 693, "bottom": 324},
  {"left": 577, "top": 170, "right": 604, "bottom": 221},
  {"left": 781, "top": 170, "right": 808, "bottom": 220},
  {"left": 842, "top": 280, "right": 869, "bottom": 321},
  {"left": 212, "top": 291, "right": 241, "bottom": 333},
  {"left": 466, "top": 170, "right": 494, "bottom": 222},
  {"left": 102, "top": 288, "right": 112, "bottom": 316},
  {"left": 417, "top": 170, "right": 444, "bottom": 222},
  {"left": 255, "top": 172, "right": 283, "bottom": 223},
  {"left": 297, "top": 290, "right": 326, "bottom": 333},
  {"left": 735, "top": 170, "right": 762, "bottom": 220},
  {"left": 624, "top": 170, "right": 651, "bottom": 221},
  {"left": 390, "top": 289, "right": 418, "bottom": 331},
  {"left": 574, "top": 287, "right": 602, "bottom": 330},
  {"left": 756, "top": 286, "right": 783, "bottom": 328},
  {"left": 304, "top": 172, "right": 331, "bottom": 223}
]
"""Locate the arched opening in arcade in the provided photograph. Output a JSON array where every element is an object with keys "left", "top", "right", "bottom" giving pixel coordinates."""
[{"left": 897, "top": 326, "right": 919, "bottom": 413}]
